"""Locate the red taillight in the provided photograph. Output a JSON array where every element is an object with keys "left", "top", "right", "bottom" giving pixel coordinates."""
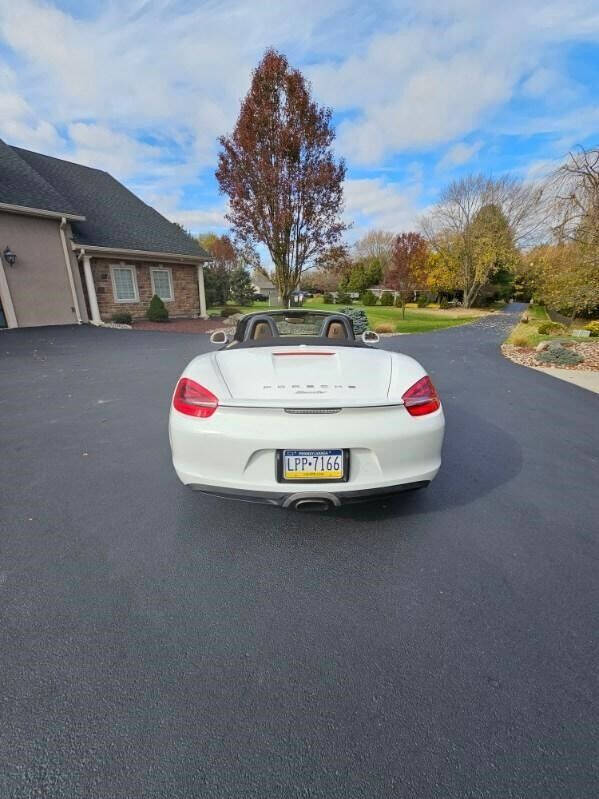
[
  {"left": 402, "top": 375, "right": 440, "bottom": 416},
  {"left": 173, "top": 378, "right": 218, "bottom": 418}
]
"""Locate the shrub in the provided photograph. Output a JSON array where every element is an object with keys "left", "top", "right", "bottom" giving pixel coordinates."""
[
  {"left": 511, "top": 336, "right": 530, "bottom": 348},
  {"left": 229, "top": 267, "right": 254, "bottom": 305},
  {"left": 361, "top": 290, "right": 377, "bottom": 306},
  {"left": 416, "top": 295, "right": 428, "bottom": 308},
  {"left": 536, "top": 346, "right": 584, "bottom": 366},
  {"left": 584, "top": 321, "right": 599, "bottom": 336},
  {"left": 336, "top": 291, "right": 352, "bottom": 305},
  {"left": 394, "top": 294, "right": 403, "bottom": 307},
  {"left": 537, "top": 321, "right": 565, "bottom": 335},
  {"left": 220, "top": 306, "right": 241, "bottom": 318},
  {"left": 380, "top": 292, "right": 394, "bottom": 306},
  {"left": 111, "top": 312, "right": 132, "bottom": 325},
  {"left": 323, "top": 292, "right": 334, "bottom": 304},
  {"left": 146, "top": 294, "right": 169, "bottom": 322},
  {"left": 374, "top": 323, "right": 394, "bottom": 334},
  {"left": 439, "top": 297, "right": 450, "bottom": 309},
  {"left": 339, "top": 307, "right": 369, "bottom": 335}
]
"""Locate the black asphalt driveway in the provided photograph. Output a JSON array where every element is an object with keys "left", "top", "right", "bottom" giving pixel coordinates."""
[{"left": 1, "top": 304, "right": 597, "bottom": 798}]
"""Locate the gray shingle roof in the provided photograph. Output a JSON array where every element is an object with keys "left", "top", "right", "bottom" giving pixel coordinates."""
[
  {"left": 0, "top": 139, "right": 80, "bottom": 216},
  {"left": 0, "top": 139, "right": 208, "bottom": 259},
  {"left": 252, "top": 271, "right": 276, "bottom": 289}
]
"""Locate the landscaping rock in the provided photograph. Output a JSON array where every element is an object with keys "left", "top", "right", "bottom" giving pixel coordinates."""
[
  {"left": 535, "top": 341, "right": 550, "bottom": 352},
  {"left": 99, "top": 321, "right": 132, "bottom": 330},
  {"left": 502, "top": 340, "right": 599, "bottom": 372},
  {"left": 223, "top": 313, "right": 244, "bottom": 326}
]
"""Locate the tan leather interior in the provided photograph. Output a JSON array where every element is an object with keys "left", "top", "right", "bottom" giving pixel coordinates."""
[
  {"left": 327, "top": 321, "right": 346, "bottom": 339},
  {"left": 252, "top": 321, "right": 272, "bottom": 339}
]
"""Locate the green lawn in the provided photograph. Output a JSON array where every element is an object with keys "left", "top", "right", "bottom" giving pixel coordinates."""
[
  {"left": 209, "top": 299, "right": 485, "bottom": 334},
  {"left": 505, "top": 304, "right": 578, "bottom": 347}
]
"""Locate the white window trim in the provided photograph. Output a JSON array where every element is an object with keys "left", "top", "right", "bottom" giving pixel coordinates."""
[
  {"left": 150, "top": 266, "right": 174, "bottom": 302},
  {"left": 110, "top": 263, "right": 139, "bottom": 303}
]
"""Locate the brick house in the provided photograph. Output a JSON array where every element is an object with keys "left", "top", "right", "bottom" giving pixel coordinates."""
[{"left": 0, "top": 138, "right": 210, "bottom": 329}]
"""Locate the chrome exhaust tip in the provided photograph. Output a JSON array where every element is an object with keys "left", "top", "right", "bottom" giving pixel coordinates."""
[
  {"left": 294, "top": 498, "right": 332, "bottom": 511},
  {"left": 282, "top": 492, "right": 341, "bottom": 511}
]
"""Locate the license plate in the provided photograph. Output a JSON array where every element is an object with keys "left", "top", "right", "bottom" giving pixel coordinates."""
[{"left": 280, "top": 449, "right": 345, "bottom": 481}]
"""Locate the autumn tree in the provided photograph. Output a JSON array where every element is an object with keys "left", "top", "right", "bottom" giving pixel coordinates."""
[
  {"left": 197, "top": 233, "right": 260, "bottom": 306},
  {"left": 548, "top": 146, "right": 599, "bottom": 317},
  {"left": 354, "top": 230, "right": 395, "bottom": 274},
  {"left": 216, "top": 49, "right": 348, "bottom": 305},
  {"left": 529, "top": 243, "right": 599, "bottom": 322},
  {"left": 422, "top": 174, "right": 542, "bottom": 307},
  {"left": 550, "top": 146, "right": 599, "bottom": 251},
  {"left": 197, "top": 233, "right": 237, "bottom": 306},
  {"left": 386, "top": 232, "right": 428, "bottom": 317},
  {"left": 305, "top": 245, "right": 352, "bottom": 292}
]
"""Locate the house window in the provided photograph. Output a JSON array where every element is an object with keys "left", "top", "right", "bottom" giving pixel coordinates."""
[
  {"left": 151, "top": 267, "right": 174, "bottom": 302},
  {"left": 110, "top": 265, "right": 139, "bottom": 302}
]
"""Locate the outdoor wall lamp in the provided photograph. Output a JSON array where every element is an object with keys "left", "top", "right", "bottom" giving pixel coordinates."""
[{"left": 3, "top": 246, "right": 17, "bottom": 266}]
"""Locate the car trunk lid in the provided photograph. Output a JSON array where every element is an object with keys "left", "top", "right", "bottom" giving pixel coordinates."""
[{"left": 214, "top": 346, "right": 394, "bottom": 407}]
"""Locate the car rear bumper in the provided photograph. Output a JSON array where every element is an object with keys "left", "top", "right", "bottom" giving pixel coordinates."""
[
  {"left": 187, "top": 480, "right": 431, "bottom": 508},
  {"left": 169, "top": 403, "right": 444, "bottom": 503}
]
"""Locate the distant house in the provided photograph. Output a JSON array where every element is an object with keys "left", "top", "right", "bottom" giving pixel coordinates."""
[
  {"left": 370, "top": 285, "right": 397, "bottom": 300},
  {"left": 370, "top": 285, "right": 429, "bottom": 302},
  {"left": 251, "top": 271, "right": 278, "bottom": 304},
  {"left": 0, "top": 139, "right": 211, "bottom": 329}
]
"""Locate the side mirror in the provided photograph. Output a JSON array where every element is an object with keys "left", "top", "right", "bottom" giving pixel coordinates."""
[
  {"left": 210, "top": 330, "right": 228, "bottom": 345},
  {"left": 362, "top": 330, "right": 380, "bottom": 344}
]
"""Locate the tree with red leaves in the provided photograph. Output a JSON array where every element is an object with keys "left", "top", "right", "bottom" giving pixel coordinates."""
[
  {"left": 386, "top": 232, "right": 428, "bottom": 317},
  {"left": 216, "top": 49, "right": 348, "bottom": 305}
]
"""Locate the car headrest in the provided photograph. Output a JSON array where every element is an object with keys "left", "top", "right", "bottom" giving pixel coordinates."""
[
  {"left": 244, "top": 314, "right": 280, "bottom": 341},
  {"left": 327, "top": 321, "right": 347, "bottom": 339},
  {"left": 320, "top": 315, "right": 353, "bottom": 340},
  {"left": 253, "top": 321, "right": 272, "bottom": 339}
]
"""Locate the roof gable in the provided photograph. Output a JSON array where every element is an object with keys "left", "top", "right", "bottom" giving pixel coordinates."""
[
  {"left": 1, "top": 141, "right": 208, "bottom": 259},
  {"left": 252, "top": 271, "right": 275, "bottom": 289}
]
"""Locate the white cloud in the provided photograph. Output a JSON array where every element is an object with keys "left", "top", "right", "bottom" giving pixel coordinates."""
[
  {"left": 437, "top": 140, "right": 482, "bottom": 170},
  {"left": 66, "top": 122, "right": 163, "bottom": 178},
  {"left": 310, "top": 1, "right": 599, "bottom": 164},
  {"left": 170, "top": 207, "right": 229, "bottom": 233},
  {"left": 0, "top": 65, "right": 60, "bottom": 150},
  {"left": 0, "top": 0, "right": 597, "bottom": 232},
  {"left": 344, "top": 177, "right": 424, "bottom": 236}
]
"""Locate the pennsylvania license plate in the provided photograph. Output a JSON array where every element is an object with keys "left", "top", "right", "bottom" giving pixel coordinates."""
[{"left": 281, "top": 449, "right": 345, "bottom": 481}]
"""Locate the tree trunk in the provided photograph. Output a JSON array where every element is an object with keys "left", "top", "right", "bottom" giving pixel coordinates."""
[
  {"left": 463, "top": 283, "right": 479, "bottom": 308},
  {"left": 569, "top": 305, "right": 578, "bottom": 329}
]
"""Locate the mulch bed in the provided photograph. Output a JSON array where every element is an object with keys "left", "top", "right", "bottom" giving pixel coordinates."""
[
  {"left": 132, "top": 317, "right": 227, "bottom": 334},
  {"left": 502, "top": 340, "right": 599, "bottom": 371}
]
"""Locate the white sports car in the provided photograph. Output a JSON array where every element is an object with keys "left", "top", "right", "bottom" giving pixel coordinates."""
[{"left": 169, "top": 309, "right": 444, "bottom": 510}]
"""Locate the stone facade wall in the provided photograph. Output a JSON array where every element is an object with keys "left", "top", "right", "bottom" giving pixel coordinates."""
[{"left": 92, "top": 258, "right": 200, "bottom": 321}]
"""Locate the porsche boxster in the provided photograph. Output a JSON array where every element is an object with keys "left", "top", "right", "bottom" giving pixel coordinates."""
[{"left": 169, "top": 309, "right": 444, "bottom": 509}]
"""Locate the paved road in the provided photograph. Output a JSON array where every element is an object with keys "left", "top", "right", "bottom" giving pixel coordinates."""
[{"left": 1, "top": 305, "right": 597, "bottom": 798}]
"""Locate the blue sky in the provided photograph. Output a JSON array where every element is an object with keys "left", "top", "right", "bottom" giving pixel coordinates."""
[{"left": 0, "top": 0, "right": 598, "bottom": 248}]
